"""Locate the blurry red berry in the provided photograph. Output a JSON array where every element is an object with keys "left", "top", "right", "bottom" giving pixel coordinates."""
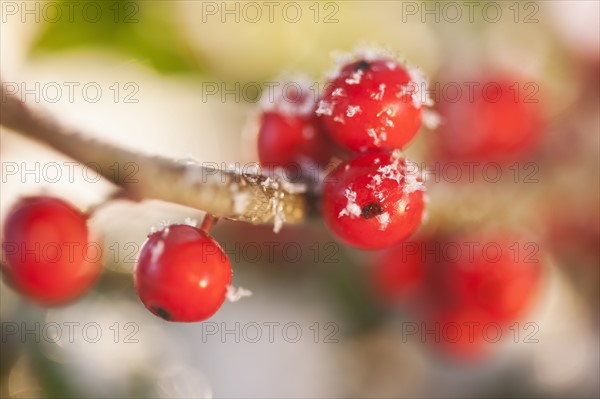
[
  {"left": 258, "top": 79, "right": 332, "bottom": 173},
  {"left": 372, "top": 232, "right": 543, "bottom": 361},
  {"left": 435, "top": 76, "right": 543, "bottom": 161},
  {"left": 134, "top": 224, "right": 232, "bottom": 322},
  {"left": 322, "top": 151, "right": 425, "bottom": 249},
  {"left": 440, "top": 235, "right": 542, "bottom": 323},
  {"left": 427, "top": 306, "right": 498, "bottom": 361},
  {"left": 317, "top": 57, "right": 427, "bottom": 153},
  {"left": 1, "top": 196, "right": 101, "bottom": 305},
  {"left": 370, "top": 239, "right": 425, "bottom": 305}
]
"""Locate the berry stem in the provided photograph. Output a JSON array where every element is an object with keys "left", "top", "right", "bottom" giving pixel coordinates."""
[{"left": 200, "top": 214, "right": 218, "bottom": 233}]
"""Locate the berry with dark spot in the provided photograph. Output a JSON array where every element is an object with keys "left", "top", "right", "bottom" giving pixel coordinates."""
[
  {"left": 134, "top": 224, "right": 232, "bottom": 322},
  {"left": 361, "top": 202, "right": 384, "bottom": 219},
  {"left": 322, "top": 151, "right": 425, "bottom": 249}
]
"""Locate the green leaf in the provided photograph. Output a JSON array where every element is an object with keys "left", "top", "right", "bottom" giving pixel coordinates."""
[{"left": 30, "top": 0, "right": 203, "bottom": 74}]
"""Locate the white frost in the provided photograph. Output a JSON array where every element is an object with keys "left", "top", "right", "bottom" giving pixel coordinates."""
[
  {"left": 346, "top": 105, "right": 361, "bottom": 117},
  {"left": 367, "top": 128, "right": 387, "bottom": 147},
  {"left": 408, "top": 66, "right": 433, "bottom": 109},
  {"left": 338, "top": 189, "right": 361, "bottom": 218},
  {"left": 422, "top": 109, "right": 441, "bottom": 130},
  {"left": 259, "top": 74, "right": 314, "bottom": 117},
  {"left": 226, "top": 286, "right": 253, "bottom": 302},
  {"left": 332, "top": 88, "right": 345, "bottom": 97},
  {"left": 403, "top": 166, "right": 426, "bottom": 195},
  {"left": 184, "top": 217, "right": 198, "bottom": 227},
  {"left": 345, "top": 69, "right": 364, "bottom": 85},
  {"left": 376, "top": 212, "right": 390, "bottom": 231},
  {"left": 370, "top": 83, "right": 386, "bottom": 101},
  {"left": 315, "top": 100, "right": 334, "bottom": 116}
]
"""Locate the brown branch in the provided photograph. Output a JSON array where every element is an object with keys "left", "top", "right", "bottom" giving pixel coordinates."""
[
  {"left": 2, "top": 79, "right": 579, "bottom": 236},
  {"left": 0, "top": 82, "right": 310, "bottom": 228}
]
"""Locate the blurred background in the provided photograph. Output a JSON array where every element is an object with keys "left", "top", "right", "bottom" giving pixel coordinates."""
[{"left": 0, "top": 0, "right": 598, "bottom": 398}]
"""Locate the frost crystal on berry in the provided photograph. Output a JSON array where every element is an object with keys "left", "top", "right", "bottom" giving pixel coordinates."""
[
  {"left": 367, "top": 174, "right": 385, "bottom": 200},
  {"left": 422, "top": 109, "right": 441, "bottom": 129},
  {"left": 407, "top": 66, "right": 433, "bottom": 109},
  {"left": 184, "top": 217, "right": 198, "bottom": 227},
  {"left": 339, "top": 189, "right": 361, "bottom": 218},
  {"left": 367, "top": 128, "right": 387, "bottom": 147},
  {"left": 150, "top": 220, "right": 172, "bottom": 235},
  {"left": 332, "top": 88, "right": 345, "bottom": 97},
  {"left": 403, "top": 167, "right": 426, "bottom": 195},
  {"left": 315, "top": 100, "right": 334, "bottom": 116},
  {"left": 376, "top": 212, "right": 390, "bottom": 231},
  {"left": 259, "top": 74, "right": 314, "bottom": 117},
  {"left": 371, "top": 84, "right": 386, "bottom": 101},
  {"left": 346, "top": 105, "right": 361, "bottom": 117},
  {"left": 345, "top": 69, "right": 364, "bottom": 85}
]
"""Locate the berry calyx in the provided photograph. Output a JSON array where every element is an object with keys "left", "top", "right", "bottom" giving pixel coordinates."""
[
  {"left": 134, "top": 224, "right": 232, "bottom": 322},
  {"left": 435, "top": 75, "right": 543, "bottom": 161},
  {"left": 317, "top": 51, "right": 430, "bottom": 153},
  {"left": 258, "top": 77, "right": 332, "bottom": 173},
  {"left": 1, "top": 196, "right": 101, "bottom": 305},
  {"left": 322, "top": 151, "right": 425, "bottom": 249}
]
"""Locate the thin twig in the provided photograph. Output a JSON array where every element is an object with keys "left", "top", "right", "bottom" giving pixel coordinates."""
[{"left": 0, "top": 82, "right": 310, "bottom": 227}]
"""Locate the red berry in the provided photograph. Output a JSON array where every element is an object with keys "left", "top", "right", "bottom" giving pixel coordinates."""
[
  {"left": 134, "top": 224, "right": 232, "bottom": 322},
  {"left": 435, "top": 76, "right": 543, "bottom": 161},
  {"left": 370, "top": 239, "right": 425, "bottom": 305},
  {"left": 427, "top": 306, "right": 498, "bottom": 361},
  {"left": 322, "top": 151, "right": 425, "bottom": 249},
  {"left": 317, "top": 55, "right": 428, "bottom": 153},
  {"left": 439, "top": 235, "right": 542, "bottom": 323},
  {"left": 258, "top": 79, "right": 332, "bottom": 173},
  {"left": 422, "top": 234, "right": 542, "bottom": 360},
  {"left": 1, "top": 196, "right": 101, "bottom": 305}
]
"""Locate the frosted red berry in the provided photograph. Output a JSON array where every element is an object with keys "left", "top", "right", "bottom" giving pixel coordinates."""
[
  {"left": 258, "top": 79, "right": 332, "bottom": 173},
  {"left": 322, "top": 151, "right": 425, "bottom": 249},
  {"left": 317, "top": 56, "right": 427, "bottom": 153},
  {"left": 1, "top": 196, "right": 101, "bottom": 305},
  {"left": 134, "top": 224, "right": 232, "bottom": 322},
  {"left": 435, "top": 76, "right": 543, "bottom": 161}
]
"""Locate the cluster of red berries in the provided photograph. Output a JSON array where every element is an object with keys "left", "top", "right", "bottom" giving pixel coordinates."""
[
  {"left": 371, "top": 232, "right": 542, "bottom": 360},
  {"left": 1, "top": 196, "right": 232, "bottom": 322},
  {"left": 1, "top": 48, "right": 434, "bottom": 322},
  {"left": 257, "top": 49, "right": 432, "bottom": 249}
]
